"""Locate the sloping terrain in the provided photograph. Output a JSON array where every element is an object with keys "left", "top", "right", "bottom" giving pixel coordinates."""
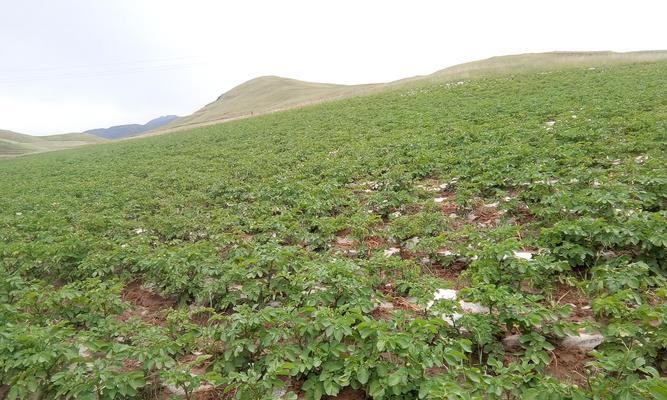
[
  {"left": 151, "top": 50, "right": 667, "bottom": 135},
  {"left": 0, "top": 129, "right": 106, "bottom": 157},
  {"left": 85, "top": 115, "right": 178, "bottom": 139},
  {"left": 1, "top": 62, "right": 666, "bottom": 399},
  {"left": 151, "top": 76, "right": 380, "bottom": 134}
]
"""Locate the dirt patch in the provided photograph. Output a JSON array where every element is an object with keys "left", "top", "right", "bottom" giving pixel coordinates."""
[
  {"left": 428, "top": 260, "right": 468, "bottom": 288},
  {"left": 550, "top": 282, "right": 594, "bottom": 323},
  {"left": 120, "top": 281, "right": 175, "bottom": 325},
  {"left": 364, "top": 236, "right": 387, "bottom": 256},
  {"left": 333, "top": 229, "right": 357, "bottom": 253},
  {"left": 325, "top": 387, "right": 367, "bottom": 399},
  {"left": 440, "top": 202, "right": 458, "bottom": 216},
  {"left": 545, "top": 346, "right": 593, "bottom": 387},
  {"left": 512, "top": 205, "right": 536, "bottom": 225},
  {"left": 467, "top": 203, "right": 504, "bottom": 227}
]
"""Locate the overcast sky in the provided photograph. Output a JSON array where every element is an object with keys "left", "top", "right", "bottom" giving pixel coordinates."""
[{"left": 1, "top": 0, "right": 665, "bottom": 135}]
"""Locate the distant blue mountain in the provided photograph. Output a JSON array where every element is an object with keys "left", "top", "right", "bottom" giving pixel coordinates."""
[{"left": 85, "top": 115, "right": 178, "bottom": 139}]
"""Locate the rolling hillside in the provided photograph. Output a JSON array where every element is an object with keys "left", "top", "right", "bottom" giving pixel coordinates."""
[
  {"left": 1, "top": 61, "right": 665, "bottom": 399},
  {"left": 0, "top": 129, "right": 106, "bottom": 157},
  {"left": 151, "top": 50, "right": 667, "bottom": 135},
  {"left": 85, "top": 115, "right": 178, "bottom": 139}
]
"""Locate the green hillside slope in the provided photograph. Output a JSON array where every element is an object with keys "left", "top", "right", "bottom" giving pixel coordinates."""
[
  {"left": 1, "top": 62, "right": 666, "bottom": 399},
  {"left": 151, "top": 50, "right": 667, "bottom": 135},
  {"left": 0, "top": 129, "right": 106, "bottom": 157}
]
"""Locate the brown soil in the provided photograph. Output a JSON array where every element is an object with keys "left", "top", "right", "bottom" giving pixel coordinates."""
[
  {"left": 428, "top": 260, "right": 468, "bottom": 288},
  {"left": 550, "top": 282, "right": 594, "bottom": 323},
  {"left": 467, "top": 204, "right": 504, "bottom": 227},
  {"left": 513, "top": 205, "right": 536, "bottom": 225},
  {"left": 325, "top": 387, "right": 367, "bottom": 400},
  {"left": 333, "top": 229, "right": 357, "bottom": 252},
  {"left": 119, "top": 281, "right": 175, "bottom": 325},
  {"left": 364, "top": 236, "right": 387, "bottom": 256},
  {"left": 545, "top": 346, "right": 593, "bottom": 387}
]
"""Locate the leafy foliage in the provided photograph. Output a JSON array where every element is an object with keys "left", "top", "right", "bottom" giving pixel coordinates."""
[{"left": 1, "top": 62, "right": 666, "bottom": 398}]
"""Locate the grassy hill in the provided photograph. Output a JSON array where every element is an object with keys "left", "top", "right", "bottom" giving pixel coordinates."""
[
  {"left": 85, "top": 115, "right": 179, "bottom": 139},
  {"left": 151, "top": 50, "right": 667, "bottom": 135},
  {"left": 1, "top": 62, "right": 666, "bottom": 399},
  {"left": 0, "top": 129, "right": 106, "bottom": 157}
]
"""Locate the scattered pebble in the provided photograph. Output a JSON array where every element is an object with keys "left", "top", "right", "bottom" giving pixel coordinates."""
[
  {"left": 513, "top": 251, "right": 533, "bottom": 260},
  {"left": 502, "top": 334, "right": 522, "bottom": 350},
  {"left": 561, "top": 333, "right": 604, "bottom": 350},
  {"left": 384, "top": 247, "right": 400, "bottom": 257},
  {"left": 427, "top": 289, "right": 489, "bottom": 325}
]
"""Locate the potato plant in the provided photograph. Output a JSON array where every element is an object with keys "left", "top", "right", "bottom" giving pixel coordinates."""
[{"left": 1, "top": 62, "right": 666, "bottom": 398}]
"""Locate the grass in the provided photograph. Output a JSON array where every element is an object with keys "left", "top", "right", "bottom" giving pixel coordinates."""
[
  {"left": 0, "top": 130, "right": 106, "bottom": 158},
  {"left": 0, "top": 61, "right": 666, "bottom": 399},
  {"left": 151, "top": 50, "right": 667, "bottom": 135}
]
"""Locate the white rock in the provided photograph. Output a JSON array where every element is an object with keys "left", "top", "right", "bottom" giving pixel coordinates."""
[
  {"left": 513, "top": 251, "right": 533, "bottom": 260},
  {"left": 406, "top": 237, "right": 420, "bottom": 247},
  {"left": 134, "top": 228, "right": 146, "bottom": 234},
  {"left": 229, "top": 284, "right": 243, "bottom": 292},
  {"left": 78, "top": 345, "right": 91, "bottom": 358},
  {"left": 437, "top": 249, "right": 454, "bottom": 256},
  {"left": 165, "top": 382, "right": 213, "bottom": 396},
  {"left": 426, "top": 289, "right": 488, "bottom": 325},
  {"left": 434, "top": 197, "right": 446, "bottom": 203},
  {"left": 384, "top": 247, "right": 400, "bottom": 257},
  {"left": 561, "top": 333, "right": 604, "bottom": 350},
  {"left": 484, "top": 202, "right": 499, "bottom": 208},
  {"left": 545, "top": 120, "right": 556, "bottom": 127},
  {"left": 336, "top": 237, "right": 354, "bottom": 246},
  {"left": 15, "top": 212, "right": 22, "bottom": 216},
  {"left": 502, "top": 334, "right": 522, "bottom": 350},
  {"left": 433, "top": 289, "right": 458, "bottom": 301},
  {"left": 459, "top": 300, "right": 489, "bottom": 314}
]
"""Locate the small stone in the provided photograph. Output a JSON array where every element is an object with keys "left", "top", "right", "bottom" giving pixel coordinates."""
[
  {"left": 336, "top": 237, "right": 354, "bottom": 246},
  {"left": 384, "top": 247, "right": 400, "bottom": 257},
  {"left": 502, "top": 334, "right": 522, "bottom": 350},
  {"left": 434, "top": 197, "right": 446, "bottom": 203},
  {"left": 513, "top": 251, "right": 533, "bottom": 260},
  {"left": 459, "top": 300, "right": 489, "bottom": 314},
  {"left": 561, "top": 333, "right": 604, "bottom": 350},
  {"left": 78, "top": 345, "right": 91, "bottom": 358}
]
